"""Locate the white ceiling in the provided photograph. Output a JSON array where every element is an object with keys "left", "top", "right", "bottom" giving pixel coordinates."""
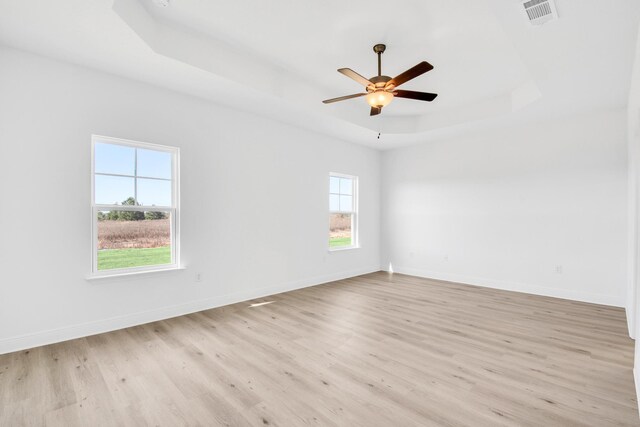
[
  {"left": 140, "top": 0, "right": 530, "bottom": 115},
  {"left": 0, "top": 0, "right": 639, "bottom": 149}
]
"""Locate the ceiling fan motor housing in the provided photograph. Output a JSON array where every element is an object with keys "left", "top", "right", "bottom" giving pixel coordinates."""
[{"left": 368, "top": 75, "right": 392, "bottom": 92}]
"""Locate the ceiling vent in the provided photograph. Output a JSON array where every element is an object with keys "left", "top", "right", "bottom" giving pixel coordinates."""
[{"left": 522, "top": 0, "right": 558, "bottom": 26}]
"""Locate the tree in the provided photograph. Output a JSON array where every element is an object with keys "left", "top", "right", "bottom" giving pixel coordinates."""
[
  {"left": 118, "top": 197, "right": 144, "bottom": 221},
  {"left": 145, "top": 211, "right": 166, "bottom": 220},
  {"left": 122, "top": 196, "right": 136, "bottom": 206}
]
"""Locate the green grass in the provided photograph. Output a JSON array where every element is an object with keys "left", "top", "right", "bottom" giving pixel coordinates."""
[
  {"left": 329, "top": 237, "right": 352, "bottom": 248},
  {"left": 98, "top": 246, "right": 171, "bottom": 270}
]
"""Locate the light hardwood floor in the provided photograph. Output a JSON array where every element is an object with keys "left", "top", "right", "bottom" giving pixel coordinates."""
[{"left": 0, "top": 272, "right": 637, "bottom": 426}]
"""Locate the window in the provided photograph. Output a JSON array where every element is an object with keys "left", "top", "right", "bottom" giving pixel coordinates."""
[
  {"left": 329, "top": 173, "right": 358, "bottom": 250},
  {"left": 91, "top": 135, "right": 179, "bottom": 275}
]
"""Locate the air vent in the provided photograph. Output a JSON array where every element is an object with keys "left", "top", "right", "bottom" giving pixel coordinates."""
[{"left": 522, "top": 0, "right": 558, "bottom": 26}]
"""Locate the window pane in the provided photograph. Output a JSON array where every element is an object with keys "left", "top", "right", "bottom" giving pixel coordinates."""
[
  {"left": 137, "top": 178, "right": 172, "bottom": 207},
  {"left": 339, "top": 195, "right": 353, "bottom": 212},
  {"left": 95, "top": 175, "right": 135, "bottom": 205},
  {"left": 137, "top": 148, "right": 172, "bottom": 179},
  {"left": 97, "top": 210, "right": 172, "bottom": 270},
  {"left": 95, "top": 143, "right": 135, "bottom": 176},
  {"left": 329, "top": 213, "right": 352, "bottom": 247},
  {"left": 330, "top": 194, "right": 339, "bottom": 211},
  {"left": 339, "top": 178, "right": 353, "bottom": 195},
  {"left": 330, "top": 176, "right": 340, "bottom": 194}
]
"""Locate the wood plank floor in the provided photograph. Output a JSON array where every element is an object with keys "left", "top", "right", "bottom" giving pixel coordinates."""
[{"left": 0, "top": 272, "right": 637, "bottom": 426}]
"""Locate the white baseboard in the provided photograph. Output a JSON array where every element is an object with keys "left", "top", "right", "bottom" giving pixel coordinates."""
[
  {"left": 386, "top": 266, "right": 625, "bottom": 308},
  {"left": 0, "top": 266, "right": 380, "bottom": 355}
]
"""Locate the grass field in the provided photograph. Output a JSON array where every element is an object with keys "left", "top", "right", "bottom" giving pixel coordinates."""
[
  {"left": 97, "top": 217, "right": 171, "bottom": 270},
  {"left": 329, "top": 237, "right": 352, "bottom": 247},
  {"left": 98, "top": 246, "right": 171, "bottom": 270},
  {"left": 329, "top": 213, "right": 352, "bottom": 248}
]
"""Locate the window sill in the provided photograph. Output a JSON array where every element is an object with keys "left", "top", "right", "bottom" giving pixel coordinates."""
[
  {"left": 86, "top": 266, "right": 185, "bottom": 281},
  {"left": 328, "top": 245, "right": 360, "bottom": 253}
]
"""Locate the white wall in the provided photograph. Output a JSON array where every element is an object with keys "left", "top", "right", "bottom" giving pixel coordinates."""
[
  {"left": 627, "top": 20, "right": 640, "bottom": 410},
  {"left": 381, "top": 110, "right": 628, "bottom": 307},
  {"left": 0, "top": 47, "right": 381, "bottom": 354}
]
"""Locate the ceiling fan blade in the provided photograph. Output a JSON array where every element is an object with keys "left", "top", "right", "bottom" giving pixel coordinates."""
[
  {"left": 370, "top": 106, "right": 382, "bottom": 116},
  {"left": 387, "top": 61, "right": 433, "bottom": 89},
  {"left": 338, "top": 68, "right": 373, "bottom": 87},
  {"left": 395, "top": 90, "right": 438, "bottom": 102},
  {"left": 322, "top": 93, "right": 367, "bottom": 104}
]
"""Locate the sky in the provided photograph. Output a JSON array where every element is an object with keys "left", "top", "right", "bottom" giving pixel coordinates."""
[
  {"left": 95, "top": 142, "right": 172, "bottom": 207},
  {"left": 329, "top": 176, "right": 353, "bottom": 212}
]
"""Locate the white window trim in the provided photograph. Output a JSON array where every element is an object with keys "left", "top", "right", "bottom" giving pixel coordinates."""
[
  {"left": 90, "top": 135, "right": 181, "bottom": 278},
  {"left": 329, "top": 172, "right": 359, "bottom": 251}
]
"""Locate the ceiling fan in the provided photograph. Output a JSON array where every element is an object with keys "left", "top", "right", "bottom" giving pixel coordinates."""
[{"left": 322, "top": 44, "right": 438, "bottom": 116}]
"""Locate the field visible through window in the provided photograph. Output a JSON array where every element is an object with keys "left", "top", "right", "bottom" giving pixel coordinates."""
[
  {"left": 329, "top": 237, "right": 352, "bottom": 247},
  {"left": 98, "top": 246, "right": 171, "bottom": 270},
  {"left": 329, "top": 213, "right": 352, "bottom": 248},
  {"left": 97, "top": 207, "right": 171, "bottom": 270}
]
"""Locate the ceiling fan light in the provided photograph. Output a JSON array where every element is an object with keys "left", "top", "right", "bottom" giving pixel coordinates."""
[{"left": 366, "top": 90, "right": 393, "bottom": 107}]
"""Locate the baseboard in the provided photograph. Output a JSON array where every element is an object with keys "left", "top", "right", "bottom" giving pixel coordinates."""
[
  {"left": 387, "top": 266, "right": 625, "bottom": 308},
  {"left": 0, "top": 266, "right": 380, "bottom": 355}
]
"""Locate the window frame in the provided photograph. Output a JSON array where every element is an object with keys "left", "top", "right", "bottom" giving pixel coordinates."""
[
  {"left": 328, "top": 172, "right": 359, "bottom": 251},
  {"left": 90, "top": 135, "right": 180, "bottom": 277}
]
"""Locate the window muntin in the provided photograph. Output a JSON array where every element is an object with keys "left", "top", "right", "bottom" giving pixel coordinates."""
[
  {"left": 329, "top": 173, "right": 358, "bottom": 249},
  {"left": 91, "top": 136, "right": 179, "bottom": 275}
]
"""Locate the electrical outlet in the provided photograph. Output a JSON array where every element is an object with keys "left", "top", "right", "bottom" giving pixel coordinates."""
[
  {"left": 444, "top": 255, "right": 449, "bottom": 261},
  {"left": 196, "top": 273, "right": 203, "bottom": 282},
  {"left": 555, "top": 265, "right": 563, "bottom": 274}
]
